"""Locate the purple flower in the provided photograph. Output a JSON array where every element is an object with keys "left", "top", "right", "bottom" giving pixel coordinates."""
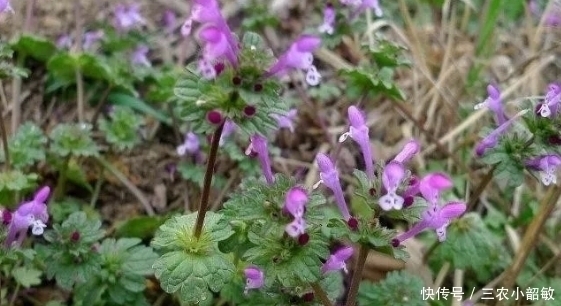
[
  {"left": 244, "top": 266, "right": 264, "bottom": 294},
  {"left": 177, "top": 132, "right": 200, "bottom": 156},
  {"left": 162, "top": 9, "right": 177, "bottom": 33},
  {"left": 393, "top": 139, "right": 420, "bottom": 164},
  {"left": 474, "top": 84, "right": 507, "bottom": 125},
  {"left": 271, "top": 109, "right": 298, "bottom": 132},
  {"left": 131, "top": 45, "right": 151, "bottom": 67},
  {"left": 360, "top": 0, "right": 383, "bottom": 17},
  {"left": 181, "top": 0, "right": 225, "bottom": 37},
  {"left": 313, "top": 153, "right": 351, "bottom": 220},
  {"left": 266, "top": 35, "right": 322, "bottom": 86},
  {"left": 5, "top": 186, "right": 50, "bottom": 247},
  {"left": 318, "top": 3, "right": 336, "bottom": 35},
  {"left": 474, "top": 109, "right": 528, "bottom": 157},
  {"left": 419, "top": 173, "right": 453, "bottom": 209},
  {"left": 56, "top": 35, "right": 73, "bottom": 49},
  {"left": 0, "top": 0, "right": 13, "bottom": 14},
  {"left": 219, "top": 120, "right": 237, "bottom": 145},
  {"left": 113, "top": 3, "right": 145, "bottom": 32},
  {"left": 525, "top": 154, "right": 561, "bottom": 186},
  {"left": 393, "top": 201, "right": 466, "bottom": 243},
  {"left": 197, "top": 25, "right": 238, "bottom": 77},
  {"left": 379, "top": 162, "right": 405, "bottom": 210},
  {"left": 339, "top": 105, "right": 374, "bottom": 179},
  {"left": 284, "top": 187, "right": 308, "bottom": 237},
  {"left": 321, "top": 246, "right": 354, "bottom": 274},
  {"left": 83, "top": 30, "right": 104, "bottom": 50},
  {"left": 245, "top": 134, "right": 274, "bottom": 184},
  {"left": 537, "top": 83, "right": 561, "bottom": 118}
]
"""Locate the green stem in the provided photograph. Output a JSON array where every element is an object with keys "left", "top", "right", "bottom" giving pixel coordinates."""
[
  {"left": 53, "top": 157, "right": 70, "bottom": 200},
  {"left": 310, "top": 282, "right": 333, "bottom": 306},
  {"left": 345, "top": 244, "right": 368, "bottom": 306},
  {"left": 0, "top": 81, "right": 11, "bottom": 171},
  {"left": 423, "top": 240, "right": 440, "bottom": 264},
  {"left": 8, "top": 283, "right": 20, "bottom": 306},
  {"left": 74, "top": 0, "right": 85, "bottom": 123},
  {"left": 193, "top": 122, "right": 224, "bottom": 239},
  {"left": 90, "top": 169, "right": 104, "bottom": 208}
]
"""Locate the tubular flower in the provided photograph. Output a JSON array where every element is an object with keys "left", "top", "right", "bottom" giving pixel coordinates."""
[
  {"left": 266, "top": 35, "right": 322, "bottom": 86},
  {"left": 83, "top": 30, "right": 105, "bottom": 50},
  {"left": 177, "top": 132, "right": 200, "bottom": 156},
  {"left": 131, "top": 45, "right": 151, "bottom": 67},
  {"left": 5, "top": 186, "right": 50, "bottom": 247},
  {"left": 113, "top": 3, "right": 145, "bottom": 32},
  {"left": 393, "top": 201, "right": 466, "bottom": 244},
  {"left": 181, "top": 0, "right": 238, "bottom": 77},
  {"left": 283, "top": 187, "right": 308, "bottom": 237},
  {"left": 313, "top": 153, "right": 351, "bottom": 220},
  {"left": 474, "top": 84, "right": 508, "bottom": 125},
  {"left": 321, "top": 246, "right": 354, "bottom": 274},
  {"left": 419, "top": 173, "right": 453, "bottom": 210},
  {"left": 393, "top": 139, "right": 420, "bottom": 164},
  {"left": 0, "top": 0, "right": 13, "bottom": 14},
  {"left": 537, "top": 83, "right": 561, "bottom": 118},
  {"left": 219, "top": 120, "right": 237, "bottom": 146},
  {"left": 339, "top": 105, "right": 374, "bottom": 179},
  {"left": 162, "top": 9, "right": 177, "bottom": 33},
  {"left": 244, "top": 267, "right": 264, "bottom": 294},
  {"left": 474, "top": 109, "right": 528, "bottom": 157},
  {"left": 379, "top": 162, "right": 405, "bottom": 210},
  {"left": 271, "top": 109, "right": 298, "bottom": 132},
  {"left": 525, "top": 154, "right": 561, "bottom": 186},
  {"left": 245, "top": 134, "right": 274, "bottom": 184},
  {"left": 318, "top": 3, "right": 336, "bottom": 35}
]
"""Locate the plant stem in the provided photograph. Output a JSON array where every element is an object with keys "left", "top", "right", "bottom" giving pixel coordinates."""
[
  {"left": 0, "top": 81, "right": 11, "bottom": 171},
  {"left": 310, "top": 282, "right": 333, "bottom": 306},
  {"left": 53, "top": 157, "right": 70, "bottom": 200},
  {"left": 467, "top": 164, "right": 498, "bottom": 211},
  {"left": 422, "top": 240, "right": 440, "bottom": 264},
  {"left": 74, "top": 0, "right": 85, "bottom": 123},
  {"left": 8, "top": 283, "right": 20, "bottom": 306},
  {"left": 345, "top": 244, "right": 369, "bottom": 306},
  {"left": 501, "top": 185, "right": 561, "bottom": 288},
  {"left": 193, "top": 122, "right": 224, "bottom": 239}
]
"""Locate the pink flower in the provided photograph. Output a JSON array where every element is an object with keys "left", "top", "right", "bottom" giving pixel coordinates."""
[
  {"left": 537, "top": 83, "right": 561, "bottom": 118},
  {"left": 113, "top": 3, "right": 145, "bottom": 32},
  {"left": 318, "top": 3, "right": 336, "bottom": 35},
  {"left": 131, "top": 45, "right": 151, "bottom": 67},
  {"left": 339, "top": 106, "right": 374, "bottom": 179},
  {"left": 313, "top": 153, "right": 351, "bottom": 220},
  {"left": 271, "top": 109, "right": 298, "bottom": 132},
  {"left": 283, "top": 187, "right": 308, "bottom": 237},
  {"left": 5, "top": 186, "right": 50, "bottom": 247},
  {"left": 474, "top": 84, "right": 507, "bottom": 125},
  {"left": 393, "top": 139, "right": 420, "bottom": 164},
  {"left": 321, "top": 246, "right": 354, "bottom": 274},
  {"left": 0, "top": 0, "right": 13, "bottom": 14},
  {"left": 379, "top": 162, "right": 405, "bottom": 210},
  {"left": 474, "top": 110, "right": 528, "bottom": 157},
  {"left": 244, "top": 266, "right": 264, "bottom": 294},
  {"left": 177, "top": 132, "right": 200, "bottom": 156},
  {"left": 245, "top": 134, "right": 274, "bottom": 184},
  {"left": 393, "top": 201, "right": 466, "bottom": 244},
  {"left": 419, "top": 173, "right": 453, "bottom": 209},
  {"left": 525, "top": 154, "right": 561, "bottom": 186},
  {"left": 266, "top": 35, "right": 322, "bottom": 86}
]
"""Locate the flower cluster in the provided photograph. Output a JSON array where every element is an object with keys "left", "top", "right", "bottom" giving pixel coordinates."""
[
  {"left": 113, "top": 3, "right": 146, "bottom": 32},
  {"left": 319, "top": 105, "right": 465, "bottom": 244},
  {"left": 2, "top": 186, "right": 50, "bottom": 247},
  {"left": 475, "top": 83, "right": 561, "bottom": 186},
  {"left": 318, "top": 0, "right": 383, "bottom": 35},
  {"left": 0, "top": 0, "right": 13, "bottom": 14}
]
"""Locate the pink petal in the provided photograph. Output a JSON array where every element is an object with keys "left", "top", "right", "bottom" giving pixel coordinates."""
[
  {"left": 439, "top": 202, "right": 467, "bottom": 219},
  {"left": 382, "top": 161, "right": 405, "bottom": 191}
]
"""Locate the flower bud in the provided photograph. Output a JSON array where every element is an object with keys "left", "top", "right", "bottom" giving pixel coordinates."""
[{"left": 206, "top": 110, "right": 223, "bottom": 124}]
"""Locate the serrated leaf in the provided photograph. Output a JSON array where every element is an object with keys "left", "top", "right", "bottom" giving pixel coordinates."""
[
  {"left": 12, "top": 266, "right": 42, "bottom": 288},
  {"left": 152, "top": 250, "right": 234, "bottom": 304},
  {"left": 108, "top": 92, "right": 171, "bottom": 125},
  {"left": 49, "top": 123, "right": 99, "bottom": 157},
  {"left": 358, "top": 271, "right": 427, "bottom": 306},
  {"left": 11, "top": 34, "right": 57, "bottom": 62}
]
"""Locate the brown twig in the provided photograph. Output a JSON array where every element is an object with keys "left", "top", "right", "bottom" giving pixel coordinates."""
[
  {"left": 345, "top": 245, "right": 369, "bottom": 306},
  {"left": 0, "top": 82, "right": 11, "bottom": 171},
  {"left": 193, "top": 122, "right": 224, "bottom": 239},
  {"left": 501, "top": 185, "right": 561, "bottom": 288},
  {"left": 466, "top": 164, "right": 498, "bottom": 211},
  {"left": 310, "top": 282, "right": 334, "bottom": 306}
]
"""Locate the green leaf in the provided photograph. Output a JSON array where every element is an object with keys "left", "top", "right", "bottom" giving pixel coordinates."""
[
  {"left": 153, "top": 251, "right": 234, "bottom": 304},
  {"left": 108, "top": 92, "right": 171, "bottom": 125},
  {"left": 358, "top": 271, "right": 427, "bottom": 306},
  {"left": 1, "top": 122, "right": 47, "bottom": 169},
  {"left": 430, "top": 213, "right": 509, "bottom": 282},
  {"left": 98, "top": 105, "right": 145, "bottom": 151},
  {"left": 115, "top": 216, "right": 166, "bottom": 239},
  {"left": 47, "top": 53, "right": 78, "bottom": 82},
  {"left": 49, "top": 123, "right": 99, "bottom": 157},
  {"left": 12, "top": 266, "right": 42, "bottom": 288},
  {"left": 11, "top": 34, "right": 57, "bottom": 62}
]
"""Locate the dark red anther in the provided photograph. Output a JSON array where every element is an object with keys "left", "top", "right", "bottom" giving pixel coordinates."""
[
  {"left": 232, "top": 76, "right": 242, "bottom": 85},
  {"left": 391, "top": 239, "right": 400, "bottom": 247},
  {"left": 71, "top": 231, "right": 80, "bottom": 242},
  {"left": 403, "top": 196, "right": 414, "bottom": 208},
  {"left": 253, "top": 83, "right": 263, "bottom": 92},
  {"left": 214, "top": 63, "right": 225, "bottom": 75},
  {"left": 302, "top": 292, "right": 315, "bottom": 302},
  {"left": 2, "top": 209, "right": 12, "bottom": 225}
]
